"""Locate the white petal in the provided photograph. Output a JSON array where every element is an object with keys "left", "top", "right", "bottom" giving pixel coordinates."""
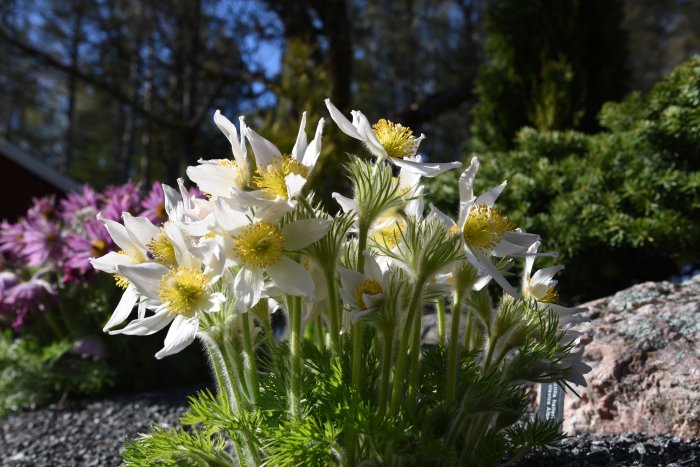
[
  {"left": 391, "top": 157, "right": 462, "bottom": 177},
  {"left": 245, "top": 127, "right": 281, "bottom": 168},
  {"left": 285, "top": 173, "right": 307, "bottom": 199},
  {"left": 155, "top": 315, "right": 199, "bottom": 359},
  {"left": 523, "top": 241, "right": 541, "bottom": 284},
  {"left": 531, "top": 266, "right": 565, "bottom": 288},
  {"left": 427, "top": 204, "right": 457, "bottom": 228},
  {"left": 164, "top": 222, "right": 199, "bottom": 269},
  {"left": 474, "top": 181, "right": 507, "bottom": 208},
  {"left": 110, "top": 308, "right": 174, "bottom": 336},
  {"left": 355, "top": 111, "right": 387, "bottom": 159},
  {"left": 492, "top": 239, "right": 531, "bottom": 257},
  {"left": 325, "top": 99, "right": 363, "bottom": 140},
  {"left": 122, "top": 213, "right": 160, "bottom": 249},
  {"left": 291, "top": 111, "right": 308, "bottom": 162},
  {"left": 469, "top": 249, "right": 519, "bottom": 298},
  {"left": 459, "top": 156, "right": 479, "bottom": 204},
  {"left": 97, "top": 213, "right": 143, "bottom": 260},
  {"left": 163, "top": 183, "right": 182, "bottom": 220},
  {"left": 117, "top": 262, "right": 169, "bottom": 301},
  {"left": 90, "top": 251, "right": 133, "bottom": 274},
  {"left": 363, "top": 293, "right": 384, "bottom": 309},
  {"left": 187, "top": 163, "right": 243, "bottom": 198},
  {"left": 302, "top": 117, "right": 324, "bottom": 169},
  {"left": 363, "top": 252, "right": 383, "bottom": 282},
  {"left": 212, "top": 198, "right": 251, "bottom": 233},
  {"left": 339, "top": 267, "right": 364, "bottom": 308},
  {"left": 234, "top": 267, "right": 264, "bottom": 312},
  {"left": 267, "top": 256, "right": 315, "bottom": 297},
  {"left": 103, "top": 284, "right": 138, "bottom": 331},
  {"left": 332, "top": 192, "right": 357, "bottom": 213},
  {"left": 214, "top": 110, "right": 247, "bottom": 168},
  {"left": 282, "top": 218, "right": 332, "bottom": 250}
]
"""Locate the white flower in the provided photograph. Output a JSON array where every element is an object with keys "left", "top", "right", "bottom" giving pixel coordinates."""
[
  {"left": 90, "top": 212, "right": 171, "bottom": 331},
  {"left": 339, "top": 252, "right": 388, "bottom": 324},
  {"left": 210, "top": 197, "right": 331, "bottom": 311},
  {"left": 110, "top": 223, "right": 225, "bottom": 359},
  {"left": 523, "top": 242, "right": 587, "bottom": 326},
  {"left": 186, "top": 111, "right": 249, "bottom": 198},
  {"left": 428, "top": 156, "right": 546, "bottom": 298},
  {"left": 325, "top": 99, "right": 461, "bottom": 177},
  {"left": 239, "top": 112, "right": 324, "bottom": 205}
]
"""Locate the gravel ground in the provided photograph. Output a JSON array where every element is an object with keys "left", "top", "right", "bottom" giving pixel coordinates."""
[{"left": 1, "top": 388, "right": 698, "bottom": 466}]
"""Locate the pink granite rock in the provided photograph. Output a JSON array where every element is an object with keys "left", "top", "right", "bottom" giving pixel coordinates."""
[{"left": 563, "top": 276, "right": 700, "bottom": 437}]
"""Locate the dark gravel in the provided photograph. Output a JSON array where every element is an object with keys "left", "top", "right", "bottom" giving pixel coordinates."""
[
  {"left": 0, "top": 387, "right": 202, "bottom": 467},
  {"left": 1, "top": 389, "right": 698, "bottom": 466}
]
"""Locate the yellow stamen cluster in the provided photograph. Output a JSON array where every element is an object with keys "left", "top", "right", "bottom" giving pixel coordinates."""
[
  {"left": 233, "top": 221, "right": 286, "bottom": 268},
  {"left": 371, "top": 220, "right": 406, "bottom": 250},
  {"left": 158, "top": 267, "right": 208, "bottom": 317},
  {"left": 90, "top": 239, "right": 107, "bottom": 257},
  {"left": 253, "top": 156, "right": 308, "bottom": 200},
  {"left": 354, "top": 279, "right": 383, "bottom": 309},
  {"left": 372, "top": 119, "right": 417, "bottom": 159},
  {"left": 462, "top": 205, "right": 515, "bottom": 252},
  {"left": 148, "top": 229, "right": 177, "bottom": 266},
  {"left": 539, "top": 287, "right": 559, "bottom": 304},
  {"left": 114, "top": 274, "right": 130, "bottom": 290}
]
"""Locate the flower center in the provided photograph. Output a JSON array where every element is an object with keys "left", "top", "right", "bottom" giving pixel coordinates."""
[
  {"left": 158, "top": 267, "right": 208, "bottom": 317},
  {"left": 354, "top": 279, "right": 383, "bottom": 309},
  {"left": 462, "top": 205, "right": 515, "bottom": 252},
  {"left": 527, "top": 280, "right": 560, "bottom": 304},
  {"left": 148, "top": 229, "right": 177, "bottom": 266},
  {"left": 233, "top": 221, "right": 286, "bottom": 268},
  {"left": 372, "top": 119, "right": 417, "bottom": 159},
  {"left": 114, "top": 274, "right": 130, "bottom": 290},
  {"left": 253, "top": 155, "right": 309, "bottom": 199},
  {"left": 90, "top": 239, "right": 107, "bottom": 257},
  {"left": 371, "top": 219, "right": 406, "bottom": 250}
]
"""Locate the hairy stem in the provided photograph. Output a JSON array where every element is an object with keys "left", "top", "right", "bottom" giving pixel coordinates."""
[
  {"left": 241, "top": 311, "right": 260, "bottom": 405},
  {"left": 378, "top": 331, "right": 394, "bottom": 414},
  {"left": 324, "top": 270, "right": 341, "bottom": 354},
  {"left": 447, "top": 290, "right": 468, "bottom": 403},
  {"left": 288, "top": 295, "right": 302, "bottom": 418},
  {"left": 436, "top": 298, "right": 446, "bottom": 347}
]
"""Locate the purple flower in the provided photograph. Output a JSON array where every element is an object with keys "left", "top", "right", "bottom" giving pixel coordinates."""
[
  {"left": 60, "top": 185, "right": 100, "bottom": 221},
  {"left": 139, "top": 181, "right": 168, "bottom": 225},
  {"left": 0, "top": 271, "right": 19, "bottom": 316},
  {"left": 63, "top": 218, "right": 113, "bottom": 277},
  {"left": 26, "top": 196, "right": 58, "bottom": 224},
  {"left": 101, "top": 182, "right": 140, "bottom": 221},
  {"left": 4, "top": 276, "right": 57, "bottom": 330},
  {"left": 0, "top": 220, "right": 28, "bottom": 259},
  {"left": 20, "top": 218, "right": 63, "bottom": 267}
]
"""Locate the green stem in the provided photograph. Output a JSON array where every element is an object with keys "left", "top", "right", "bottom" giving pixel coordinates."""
[
  {"left": 407, "top": 302, "right": 422, "bottom": 405},
  {"left": 389, "top": 280, "right": 425, "bottom": 416},
  {"left": 446, "top": 294, "right": 462, "bottom": 403},
  {"left": 378, "top": 332, "right": 393, "bottom": 414},
  {"left": 241, "top": 311, "right": 260, "bottom": 405},
  {"left": 315, "top": 315, "right": 325, "bottom": 350},
  {"left": 288, "top": 295, "right": 302, "bottom": 418},
  {"left": 324, "top": 271, "right": 341, "bottom": 354},
  {"left": 436, "top": 298, "right": 446, "bottom": 347},
  {"left": 463, "top": 306, "right": 473, "bottom": 352},
  {"left": 45, "top": 311, "right": 65, "bottom": 340}
]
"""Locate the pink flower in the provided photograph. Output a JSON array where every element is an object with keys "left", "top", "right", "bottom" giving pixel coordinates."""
[
  {"left": 60, "top": 185, "right": 100, "bottom": 221},
  {"left": 139, "top": 181, "right": 168, "bottom": 225},
  {"left": 101, "top": 181, "right": 140, "bottom": 221},
  {"left": 63, "top": 218, "right": 113, "bottom": 277}
]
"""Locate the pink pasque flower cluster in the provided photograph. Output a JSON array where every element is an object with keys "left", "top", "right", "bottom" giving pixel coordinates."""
[{"left": 0, "top": 181, "right": 197, "bottom": 329}]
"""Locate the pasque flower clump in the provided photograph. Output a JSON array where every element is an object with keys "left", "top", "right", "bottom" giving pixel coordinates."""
[{"left": 95, "top": 99, "right": 591, "bottom": 466}]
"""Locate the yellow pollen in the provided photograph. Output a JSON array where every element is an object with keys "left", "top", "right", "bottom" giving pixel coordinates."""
[
  {"left": 114, "top": 274, "right": 130, "bottom": 290},
  {"left": 372, "top": 119, "right": 417, "bottom": 158},
  {"left": 158, "top": 267, "right": 208, "bottom": 317},
  {"left": 462, "top": 205, "right": 515, "bottom": 252},
  {"left": 90, "top": 239, "right": 107, "bottom": 257},
  {"left": 253, "top": 155, "right": 308, "bottom": 199},
  {"left": 539, "top": 287, "right": 559, "bottom": 304},
  {"left": 371, "top": 220, "right": 406, "bottom": 249},
  {"left": 233, "top": 221, "right": 286, "bottom": 268},
  {"left": 203, "top": 232, "right": 218, "bottom": 239},
  {"left": 148, "top": 229, "right": 177, "bottom": 266},
  {"left": 354, "top": 279, "right": 383, "bottom": 309}
]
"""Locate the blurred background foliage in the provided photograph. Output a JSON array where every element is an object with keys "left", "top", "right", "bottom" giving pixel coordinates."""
[{"left": 1, "top": 0, "right": 699, "bottom": 303}]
